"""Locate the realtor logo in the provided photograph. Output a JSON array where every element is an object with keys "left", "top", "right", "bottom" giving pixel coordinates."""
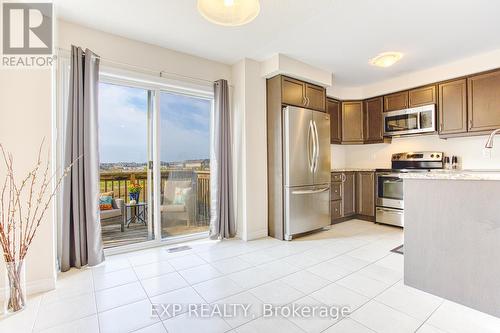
[
  {"left": 2, "top": 2, "right": 52, "bottom": 54},
  {"left": 2, "top": 1, "right": 54, "bottom": 67}
]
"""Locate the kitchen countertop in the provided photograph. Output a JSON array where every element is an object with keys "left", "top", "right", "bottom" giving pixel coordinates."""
[
  {"left": 331, "top": 168, "right": 376, "bottom": 172},
  {"left": 400, "top": 169, "right": 500, "bottom": 180}
]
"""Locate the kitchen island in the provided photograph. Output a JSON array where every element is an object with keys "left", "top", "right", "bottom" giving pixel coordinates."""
[{"left": 401, "top": 171, "right": 500, "bottom": 318}]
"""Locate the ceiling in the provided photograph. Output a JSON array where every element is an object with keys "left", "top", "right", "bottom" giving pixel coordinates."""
[{"left": 54, "top": 0, "right": 500, "bottom": 87}]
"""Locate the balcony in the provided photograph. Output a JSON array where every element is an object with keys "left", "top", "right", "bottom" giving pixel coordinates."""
[{"left": 99, "top": 169, "right": 210, "bottom": 248}]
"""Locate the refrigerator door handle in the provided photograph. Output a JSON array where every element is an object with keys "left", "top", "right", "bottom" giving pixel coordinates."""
[
  {"left": 313, "top": 120, "right": 320, "bottom": 173},
  {"left": 308, "top": 120, "right": 315, "bottom": 173},
  {"left": 292, "top": 187, "right": 330, "bottom": 195}
]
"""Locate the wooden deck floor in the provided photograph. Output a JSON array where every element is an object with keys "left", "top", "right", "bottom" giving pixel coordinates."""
[{"left": 101, "top": 218, "right": 209, "bottom": 249}]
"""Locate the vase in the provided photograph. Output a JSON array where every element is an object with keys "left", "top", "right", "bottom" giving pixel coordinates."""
[
  {"left": 4, "top": 259, "right": 26, "bottom": 314},
  {"left": 129, "top": 192, "right": 140, "bottom": 203}
]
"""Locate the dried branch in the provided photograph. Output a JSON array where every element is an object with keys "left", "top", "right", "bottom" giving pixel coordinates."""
[{"left": 0, "top": 140, "right": 75, "bottom": 263}]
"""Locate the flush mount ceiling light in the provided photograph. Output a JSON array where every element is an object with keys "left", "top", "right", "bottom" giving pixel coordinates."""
[
  {"left": 369, "top": 52, "right": 404, "bottom": 68},
  {"left": 197, "top": 0, "right": 260, "bottom": 26}
]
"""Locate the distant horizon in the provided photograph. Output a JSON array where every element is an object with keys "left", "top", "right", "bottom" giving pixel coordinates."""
[{"left": 98, "top": 82, "right": 211, "bottom": 164}]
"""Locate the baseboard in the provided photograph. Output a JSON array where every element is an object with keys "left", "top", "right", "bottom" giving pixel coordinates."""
[
  {"left": 245, "top": 227, "right": 268, "bottom": 241},
  {"left": 332, "top": 214, "right": 376, "bottom": 224},
  {"left": 0, "top": 277, "right": 55, "bottom": 298}
]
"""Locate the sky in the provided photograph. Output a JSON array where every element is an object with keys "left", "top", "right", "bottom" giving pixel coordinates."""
[{"left": 98, "top": 82, "right": 211, "bottom": 164}]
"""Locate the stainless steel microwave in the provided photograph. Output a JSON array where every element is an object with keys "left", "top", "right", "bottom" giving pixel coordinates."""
[{"left": 383, "top": 104, "right": 436, "bottom": 136}]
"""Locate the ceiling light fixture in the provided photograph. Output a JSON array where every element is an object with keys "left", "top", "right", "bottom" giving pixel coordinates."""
[
  {"left": 197, "top": 0, "right": 260, "bottom": 26},
  {"left": 369, "top": 52, "right": 404, "bottom": 68}
]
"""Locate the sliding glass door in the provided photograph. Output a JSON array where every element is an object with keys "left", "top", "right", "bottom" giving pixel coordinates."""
[
  {"left": 97, "top": 72, "right": 213, "bottom": 250},
  {"left": 159, "top": 91, "right": 212, "bottom": 239},
  {"left": 98, "top": 82, "right": 154, "bottom": 249}
]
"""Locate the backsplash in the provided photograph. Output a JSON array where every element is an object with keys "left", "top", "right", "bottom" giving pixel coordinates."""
[{"left": 331, "top": 134, "right": 500, "bottom": 170}]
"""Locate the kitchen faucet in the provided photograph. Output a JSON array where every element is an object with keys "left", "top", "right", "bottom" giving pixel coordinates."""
[{"left": 485, "top": 128, "right": 500, "bottom": 148}]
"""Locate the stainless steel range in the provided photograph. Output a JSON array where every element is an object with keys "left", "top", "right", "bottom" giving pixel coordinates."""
[{"left": 375, "top": 152, "right": 444, "bottom": 227}]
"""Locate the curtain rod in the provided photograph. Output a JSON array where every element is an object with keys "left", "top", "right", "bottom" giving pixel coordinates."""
[{"left": 56, "top": 47, "right": 220, "bottom": 86}]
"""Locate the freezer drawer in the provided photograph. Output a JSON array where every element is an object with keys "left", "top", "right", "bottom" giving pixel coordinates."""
[{"left": 284, "top": 185, "right": 331, "bottom": 240}]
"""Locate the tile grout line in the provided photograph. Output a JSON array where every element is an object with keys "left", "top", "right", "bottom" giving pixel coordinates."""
[
  {"left": 413, "top": 299, "right": 447, "bottom": 333},
  {"left": 90, "top": 268, "right": 102, "bottom": 333}
]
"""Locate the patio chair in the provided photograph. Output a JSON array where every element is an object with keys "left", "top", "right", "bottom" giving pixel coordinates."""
[
  {"left": 160, "top": 180, "right": 195, "bottom": 226},
  {"left": 100, "top": 193, "right": 125, "bottom": 231}
]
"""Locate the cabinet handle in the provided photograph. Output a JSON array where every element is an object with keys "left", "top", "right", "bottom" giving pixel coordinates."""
[
  {"left": 439, "top": 123, "right": 443, "bottom": 132},
  {"left": 306, "top": 97, "right": 310, "bottom": 107},
  {"left": 342, "top": 174, "right": 346, "bottom": 182},
  {"left": 303, "top": 97, "right": 307, "bottom": 106},
  {"left": 469, "top": 119, "right": 473, "bottom": 129}
]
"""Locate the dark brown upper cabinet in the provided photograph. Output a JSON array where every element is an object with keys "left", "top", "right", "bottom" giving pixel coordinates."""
[
  {"left": 342, "top": 101, "right": 364, "bottom": 143},
  {"left": 384, "top": 91, "right": 408, "bottom": 112},
  {"left": 305, "top": 83, "right": 326, "bottom": 111},
  {"left": 438, "top": 79, "right": 467, "bottom": 135},
  {"left": 356, "top": 172, "right": 375, "bottom": 217},
  {"left": 364, "top": 97, "right": 384, "bottom": 143},
  {"left": 327, "top": 98, "right": 342, "bottom": 144},
  {"left": 281, "top": 76, "right": 306, "bottom": 107},
  {"left": 467, "top": 70, "right": 500, "bottom": 132},
  {"left": 280, "top": 76, "right": 326, "bottom": 112},
  {"left": 409, "top": 85, "right": 436, "bottom": 107}
]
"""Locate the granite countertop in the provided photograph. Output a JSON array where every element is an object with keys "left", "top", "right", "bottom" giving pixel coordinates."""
[
  {"left": 331, "top": 168, "right": 376, "bottom": 172},
  {"left": 400, "top": 170, "right": 500, "bottom": 181}
]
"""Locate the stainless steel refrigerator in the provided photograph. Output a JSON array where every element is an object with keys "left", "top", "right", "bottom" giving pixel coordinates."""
[{"left": 283, "top": 106, "right": 331, "bottom": 240}]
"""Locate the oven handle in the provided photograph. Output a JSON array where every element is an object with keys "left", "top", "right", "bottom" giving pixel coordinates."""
[{"left": 377, "top": 173, "right": 402, "bottom": 178}]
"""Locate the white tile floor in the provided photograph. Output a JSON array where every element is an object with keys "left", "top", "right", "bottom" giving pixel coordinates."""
[{"left": 2, "top": 219, "right": 500, "bottom": 333}]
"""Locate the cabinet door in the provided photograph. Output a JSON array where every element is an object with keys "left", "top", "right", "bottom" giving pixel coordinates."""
[
  {"left": 331, "top": 182, "right": 342, "bottom": 201},
  {"left": 409, "top": 85, "right": 436, "bottom": 107},
  {"left": 331, "top": 201, "right": 342, "bottom": 221},
  {"left": 364, "top": 97, "right": 383, "bottom": 142},
  {"left": 281, "top": 77, "right": 305, "bottom": 107},
  {"left": 384, "top": 91, "right": 408, "bottom": 112},
  {"left": 342, "top": 102, "right": 364, "bottom": 143},
  {"left": 327, "top": 98, "right": 342, "bottom": 144},
  {"left": 468, "top": 70, "right": 500, "bottom": 132},
  {"left": 438, "top": 79, "right": 467, "bottom": 135},
  {"left": 356, "top": 172, "right": 375, "bottom": 217},
  {"left": 305, "top": 84, "right": 326, "bottom": 111},
  {"left": 342, "top": 172, "right": 356, "bottom": 217}
]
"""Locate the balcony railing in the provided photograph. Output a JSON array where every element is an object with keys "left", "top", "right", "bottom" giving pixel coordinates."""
[{"left": 100, "top": 169, "right": 210, "bottom": 224}]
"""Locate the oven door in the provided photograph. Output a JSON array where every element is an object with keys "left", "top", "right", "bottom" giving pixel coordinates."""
[
  {"left": 383, "top": 105, "right": 435, "bottom": 136},
  {"left": 376, "top": 173, "right": 404, "bottom": 209}
]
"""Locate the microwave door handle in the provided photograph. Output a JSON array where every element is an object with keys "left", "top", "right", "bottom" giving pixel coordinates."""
[{"left": 417, "top": 111, "right": 421, "bottom": 130}]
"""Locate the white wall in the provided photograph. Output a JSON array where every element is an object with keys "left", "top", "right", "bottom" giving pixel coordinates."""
[
  {"left": 332, "top": 134, "right": 500, "bottom": 170},
  {"left": 231, "top": 59, "right": 268, "bottom": 240},
  {"left": 0, "top": 69, "right": 56, "bottom": 294},
  {"left": 57, "top": 20, "right": 231, "bottom": 83}
]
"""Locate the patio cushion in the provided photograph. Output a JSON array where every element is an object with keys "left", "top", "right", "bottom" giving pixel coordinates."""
[
  {"left": 100, "top": 208, "right": 122, "bottom": 220},
  {"left": 173, "top": 187, "right": 191, "bottom": 205},
  {"left": 161, "top": 204, "right": 186, "bottom": 213},
  {"left": 99, "top": 196, "right": 113, "bottom": 210}
]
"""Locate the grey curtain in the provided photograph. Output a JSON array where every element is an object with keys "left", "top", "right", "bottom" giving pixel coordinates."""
[
  {"left": 210, "top": 79, "right": 236, "bottom": 239},
  {"left": 61, "top": 46, "right": 104, "bottom": 271}
]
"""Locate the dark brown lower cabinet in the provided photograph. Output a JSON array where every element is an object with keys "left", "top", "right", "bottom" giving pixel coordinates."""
[
  {"left": 332, "top": 171, "right": 375, "bottom": 224},
  {"left": 356, "top": 172, "right": 375, "bottom": 217},
  {"left": 342, "top": 172, "right": 356, "bottom": 217},
  {"left": 331, "top": 201, "right": 342, "bottom": 220}
]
